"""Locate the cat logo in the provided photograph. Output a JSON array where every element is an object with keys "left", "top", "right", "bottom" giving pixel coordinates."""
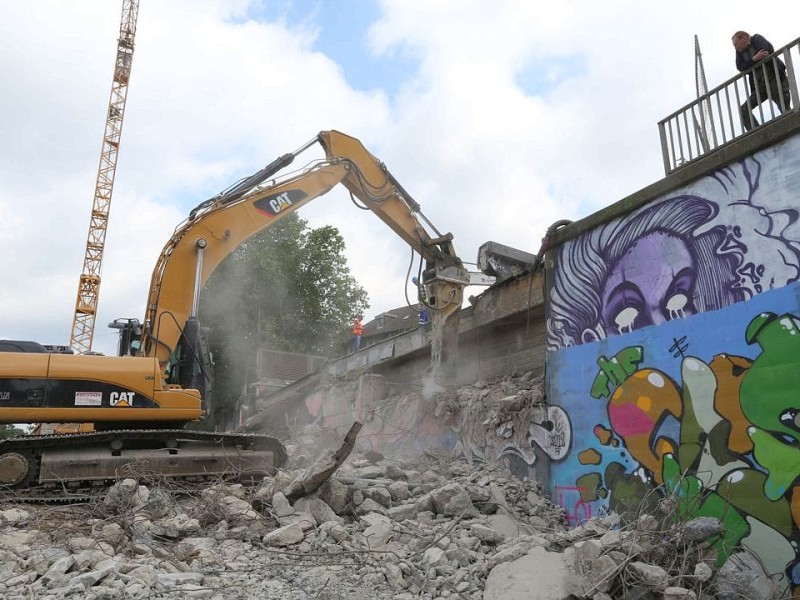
[
  {"left": 269, "top": 192, "right": 293, "bottom": 213},
  {"left": 110, "top": 391, "right": 135, "bottom": 407},
  {"left": 253, "top": 188, "right": 308, "bottom": 217}
]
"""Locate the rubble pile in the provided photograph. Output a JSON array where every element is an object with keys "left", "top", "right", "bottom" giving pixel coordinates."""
[
  {"left": 0, "top": 451, "right": 779, "bottom": 600},
  {"left": 491, "top": 512, "right": 781, "bottom": 600},
  {"left": 0, "top": 452, "right": 566, "bottom": 600},
  {"left": 254, "top": 371, "right": 548, "bottom": 470},
  {"left": 0, "top": 375, "right": 783, "bottom": 599}
]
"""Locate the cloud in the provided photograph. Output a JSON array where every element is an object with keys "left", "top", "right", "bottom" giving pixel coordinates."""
[{"left": 1, "top": 0, "right": 798, "bottom": 355}]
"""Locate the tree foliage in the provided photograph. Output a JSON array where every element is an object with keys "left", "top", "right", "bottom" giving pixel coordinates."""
[
  {"left": 198, "top": 213, "right": 368, "bottom": 427},
  {"left": 0, "top": 424, "right": 24, "bottom": 439}
]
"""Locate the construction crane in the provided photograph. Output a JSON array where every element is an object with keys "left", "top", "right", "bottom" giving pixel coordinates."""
[{"left": 69, "top": 0, "right": 140, "bottom": 354}]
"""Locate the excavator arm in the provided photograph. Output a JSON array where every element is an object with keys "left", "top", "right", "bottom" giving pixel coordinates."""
[{"left": 139, "top": 130, "right": 468, "bottom": 377}]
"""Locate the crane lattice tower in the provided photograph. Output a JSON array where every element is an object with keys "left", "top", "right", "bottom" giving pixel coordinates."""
[{"left": 70, "top": 0, "right": 140, "bottom": 354}]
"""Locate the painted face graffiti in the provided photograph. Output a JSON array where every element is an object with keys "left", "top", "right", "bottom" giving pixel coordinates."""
[
  {"left": 546, "top": 153, "right": 800, "bottom": 351},
  {"left": 601, "top": 232, "right": 697, "bottom": 334}
]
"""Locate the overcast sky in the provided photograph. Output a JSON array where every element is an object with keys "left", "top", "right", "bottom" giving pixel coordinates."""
[{"left": 1, "top": 1, "right": 799, "bottom": 355}]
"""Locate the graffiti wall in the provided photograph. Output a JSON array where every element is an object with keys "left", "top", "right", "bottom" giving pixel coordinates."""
[{"left": 545, "top": 134, "right": 800, "bottom": 588}]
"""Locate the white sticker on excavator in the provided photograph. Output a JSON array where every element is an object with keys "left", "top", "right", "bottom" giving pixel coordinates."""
[{"left": 75, "top": 391, "right": 102, "bottom": 406}]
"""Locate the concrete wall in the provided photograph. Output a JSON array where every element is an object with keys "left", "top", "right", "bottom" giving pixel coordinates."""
[
  {"left": 545, "top": 130, "right": 800, "bottom": 586},
  {"left": 325, "top": 271, "right": 547, "bottom": 386}
]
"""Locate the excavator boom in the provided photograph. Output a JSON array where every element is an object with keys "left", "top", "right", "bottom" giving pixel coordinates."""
[{"left": 141, "top": 130, "right": 467, "bottom": 371}]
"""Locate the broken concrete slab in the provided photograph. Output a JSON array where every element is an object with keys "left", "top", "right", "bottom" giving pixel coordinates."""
[
  {"left": 262, "top": 523, "right": 305, "bottom": 547},
  {"left": 484, "top": 546, "right": 570, "bottom": 600}
]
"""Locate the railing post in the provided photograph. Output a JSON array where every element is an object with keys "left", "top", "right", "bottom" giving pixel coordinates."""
[
  {"left": 706, "top": 94, "right": 719, "bottom": 148},
  {"left": 723, "top": 85, "right": 735, "bottom": 139},
  {"left": 675, "top": 115, "right": 686, "bottom": 165},
  {"left": 754, "top": 64, "right": 765, "bottom": 127},
  {"left": 773, "top": 51, "right": 788, "bottom": 113},
  {"left": 658, "top": 120, "right": 672, "bottom": 175},
  {"left": 784, "top": 47, "right": 799, "bottom": 112}
]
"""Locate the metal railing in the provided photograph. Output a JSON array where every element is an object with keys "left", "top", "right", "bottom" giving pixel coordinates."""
[{"left": 658, "top": 36, "right": 800, "bottom": 174}]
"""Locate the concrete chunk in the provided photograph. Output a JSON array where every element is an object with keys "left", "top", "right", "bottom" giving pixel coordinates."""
[
  {"left": 263, "top": 523, "right": 305, "bottom": 547},
  {"left": 40, "top": 556, "right": 75, "bottom": 586},
  {"left": 294, "top": 497, "right": 343, "bottom": 525},
  {"left": 484, "top": 546, "right": 570, "bottom": 600},
  {"left": 156, "top": 572, "right": 204, "bottom": 588},
  {"left": 628, "top": 561, "right": 669, "bottom": 589},
  {"left": 430, "top": 483, "right": 478, "bottom": 517},
  {"left": 469, "top": 523, "right": 504, "bottom": 544}
]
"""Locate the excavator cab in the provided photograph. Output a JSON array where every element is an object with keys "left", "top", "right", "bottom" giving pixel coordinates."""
[
  {"left": 109, "top": 318, "right": 143, "bottom": 357},
  {"left": 166, "top": 316, "right": 214, "bottom": 412},
  {"left": 110, "top": 316, "right": 213, "bottom": 413}
]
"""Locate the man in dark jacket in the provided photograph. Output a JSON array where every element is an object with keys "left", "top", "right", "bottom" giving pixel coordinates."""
[{"left": 732, "top": 31, "right": 792, "bottom": 131}]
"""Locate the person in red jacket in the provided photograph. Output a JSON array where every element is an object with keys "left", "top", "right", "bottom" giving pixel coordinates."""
[
  {"left": 732, "top": 31, "right": 792, "bottom": 132},
  {"left": 351, "top": 315, "right": 364, "bottom": 352}
]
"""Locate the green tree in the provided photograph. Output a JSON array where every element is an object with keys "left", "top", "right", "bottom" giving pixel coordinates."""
[
  {"left": 0, "top": 424, "right": 24, "bottom": 439},
  {"left": 198, "top": 213, "right": 368, "bottom": 427}
]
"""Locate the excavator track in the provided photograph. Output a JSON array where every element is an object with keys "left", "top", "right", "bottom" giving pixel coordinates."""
[{"left": 0, "top": 430, "right": 287, "bottom": 503}]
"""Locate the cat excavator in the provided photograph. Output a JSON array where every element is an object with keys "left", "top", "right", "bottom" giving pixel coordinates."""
[{"left": 0, "top": 130, "right": 469, "bottom": 498}]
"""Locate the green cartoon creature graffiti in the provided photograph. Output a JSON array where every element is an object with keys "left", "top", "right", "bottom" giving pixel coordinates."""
[
  {"left": 740, "top": 312, "right": 800, "bottom": 501},
  {"left": 575, "top": 312, "right": 800, "bottom": 577}
]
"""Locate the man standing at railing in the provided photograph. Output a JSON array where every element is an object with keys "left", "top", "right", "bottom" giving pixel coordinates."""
[{"left": 732, "top": 31, "right": 792, "bottom": 131}]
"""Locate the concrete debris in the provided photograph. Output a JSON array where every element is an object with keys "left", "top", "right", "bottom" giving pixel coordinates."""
[
  {"left": 716, "top": 552, "right": 778, "bottom": 600},
  {"left": 0, "top": 507, "right": 30, "bottom": 524},
  {"left": 483, "top": 545, "right": 570, "bottom": 600},
  {"left": 0, "top": 374, "right": 785, "bottom": 599},
  {"left": 681, "top": 517, "right": 724, "bottom": 543},
  {"left": 0, "top": 450, "right": 565, "bottom": 599},
  {"left": 628, "top": 561, "right": 669, "bottom": 589},
  {"left": 469, "top": 523, "right": 504, "bottom": 545},
  {"left": 263, "top": 522, "right": 305, "bottom": 547},
  {"left": 664, "top": 587, "right": 698, "bottom": 600},
  {"left": 694, "top": 561, "right": 713, "bottom": 582},
  {"left": 0, "top": 444, "right": 783, "bottom": 600},
  {"left": 430, "top": 482, "right": 479, "bottom": 517},
  {"left": 282, "top": 421, "right": 363, "bottom": 502}
]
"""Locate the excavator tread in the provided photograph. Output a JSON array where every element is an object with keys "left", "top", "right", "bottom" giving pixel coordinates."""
[
  {"left": 2, "top": 429, "right": 286, "bottom": 456},
  {"left": 0, "top": 429, "right": 287, "bottom": 503}
]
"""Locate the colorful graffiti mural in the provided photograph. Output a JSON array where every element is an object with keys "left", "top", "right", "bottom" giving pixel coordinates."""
[
  {"left": 551, "top": 294, "right": 800, "bottom": 585},
  {"left": 547, "top": 140, "right": 800, "bottom": 351},
  {"left": 545, "top": 134, "right": 800, "bottom": 590}
]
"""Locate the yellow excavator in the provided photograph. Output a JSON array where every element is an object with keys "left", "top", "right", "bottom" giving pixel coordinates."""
[{"left": 0, "top": 131, "right": 468, "bottom": 498}]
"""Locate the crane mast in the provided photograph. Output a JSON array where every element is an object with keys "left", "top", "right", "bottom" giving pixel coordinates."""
[{"left": 70, "top": 0, "right": 140, "bottom": 354}]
